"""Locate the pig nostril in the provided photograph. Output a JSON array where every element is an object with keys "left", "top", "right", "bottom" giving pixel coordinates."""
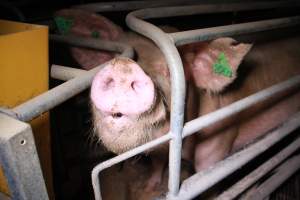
[
  {"left": 131, "top": 81, "right": 137, "bottom": 91},
  {"left": 112, "top": 112, "right": 123, "bottom": 118}
]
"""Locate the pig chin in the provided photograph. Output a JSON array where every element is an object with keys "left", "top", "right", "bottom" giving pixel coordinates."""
[{"left": 91, "top": 94, "right": 168, "bottom": 154}]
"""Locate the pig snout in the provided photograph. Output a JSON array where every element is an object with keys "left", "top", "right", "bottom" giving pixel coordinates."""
[{"left": 91, "top": 58, "right": 155, "bottom": 118}]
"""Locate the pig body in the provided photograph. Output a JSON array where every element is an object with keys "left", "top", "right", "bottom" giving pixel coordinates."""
[{"left": 56, "top": 9, "right": 300, "bottom": 194}]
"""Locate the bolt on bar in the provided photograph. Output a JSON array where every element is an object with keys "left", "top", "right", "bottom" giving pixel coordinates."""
[
  {"left": 125, "top": 2, "right": 300, "bottom": 198},
  {"left": 175, "top": 112, "right": 300, "bottom": 200},
  {"left": 12, "top": 35, "right": 134, "bottom": 122},
  {"left": 245, "top": 154, "right": 300, "bottom": 200},
  {"left": 216, "top": 135, "right": 300, "bottom": 200}
]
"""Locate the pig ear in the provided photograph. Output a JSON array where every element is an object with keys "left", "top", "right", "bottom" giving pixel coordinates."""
[
  {"left": 54, "top": 9, "right": 123, "bottom": 70},
  {"left": 183, "top": 38, "right": 252, "bottom": 92}
]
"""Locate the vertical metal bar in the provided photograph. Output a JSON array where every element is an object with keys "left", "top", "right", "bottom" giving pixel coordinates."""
[
  {"left": 126, "top": 13, "right": 186, "bottom": 198},
  {"left": 0, "top": 113, "right": 49, "bottom": 200}
]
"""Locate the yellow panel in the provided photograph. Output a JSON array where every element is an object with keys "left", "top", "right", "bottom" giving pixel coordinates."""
[{"left": 0, "top": 20, "right": 53, "bottom": 199}]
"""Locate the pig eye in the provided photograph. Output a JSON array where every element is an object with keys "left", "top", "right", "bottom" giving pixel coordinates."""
[{"left": 112, "top": 112, "right": 123, "bottom": 118}]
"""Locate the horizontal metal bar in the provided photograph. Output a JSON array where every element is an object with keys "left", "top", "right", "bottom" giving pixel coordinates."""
[
  {"left": 92, "top": 133, "right": 172, "bottom": 200},
  {"left": 73, "top": 0, "right": 206, "bottom": 12},
  {"left": 216, "top": 134, "right": 300, "bottom": 200},
  {"left": 182, "top": 75, "right": 300, "bottom": 138},
  {"left": 12, "top": 38, "right": 133, "bottom": 122},
  {"left": 131, "top": 1, "right": 300, "bottom": 19},
  {"left": 245, "top": 154, "right": 300, "bottom": 200},
  {"left": 170, "top": 16, "right": 300, "bottom": 46},
  {"left": 175, "top": 112, "right": 300, "bottom": 200},
  {"left": 51, "top": 65, "right": 86, "bottom": 81},
  {"left": 50, "top": 34, "right": 133, "bottom": 56}
]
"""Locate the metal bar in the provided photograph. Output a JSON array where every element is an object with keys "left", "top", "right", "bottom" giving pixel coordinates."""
[
  {"left": 182, "top": 75, "right": 300, "bottom": 138},
  {"left": 127, "top": 11, "right": 186, "bottom": 199},
  {"left": 92, "top": 133, "right": 172, "bottom": 200},
  {"left": 12, "top": 36, "right": 134, "bottom": 122},
  {"left": 50, "top": 34, "right": 132, "bottom": 54},
  {"left": 73, "top": 0, "right": 206, "bottom": 12},
  {"left": 129, "top": 1, "right": 300, "bottom": 19},
  {"left": 216, "top": 135, "right": 300, "bottom": 200},
  {"left": 0, "top": 114, "right": 49, "bottom": 200},
  {"left": 244, "top": 154, "right": 300, "bottom": 200},
  {"left": 174, "top": 112, "right": 300, "bottom": 200},
  {"left": 51, "top": 64, "right": 86, "bottom": 81},
  {"left": 171, "top": 16, "right": 300, "bottom": 46}
]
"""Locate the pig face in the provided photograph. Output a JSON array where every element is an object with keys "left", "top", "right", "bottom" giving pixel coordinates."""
[{"left": 91, "top": 58, "right": 169, "bottom": 154}]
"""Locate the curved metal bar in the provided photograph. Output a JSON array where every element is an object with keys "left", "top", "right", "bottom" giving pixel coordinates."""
[
  {"left": 126, "top": 11, "right": 186, "bottom": 198},
  {"left": 13, "top": 35, "right": 134, "bottom": 122},
  {"left": 92, "top": 134, "right": 172, "bottom": 200}
]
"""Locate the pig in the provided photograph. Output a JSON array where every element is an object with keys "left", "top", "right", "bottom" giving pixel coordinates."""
[{"left": 55, "top": 9, "right": 300, "bottom": 195}]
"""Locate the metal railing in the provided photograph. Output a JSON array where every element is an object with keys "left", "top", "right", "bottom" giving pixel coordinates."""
[
  {"left": 0, "top": 1, "right": 300, "bottom": 200},
  {"left": 91, "top": 2, "right": 300, "bottom": 200}
]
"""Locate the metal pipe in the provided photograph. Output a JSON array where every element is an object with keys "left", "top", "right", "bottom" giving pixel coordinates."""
[
  {"left": 50, "top": 34, "right": 133, "bottom": 56},
  {"left": 245, "top": 154, "right": 300, "bottom": 200},
  {"left": 175, "top": 112, "right": 300, "bottom": 200},
  {"left": 92, "top": 133, "right": 172, "bottom": 200},
  {"left": 128, "top": 1, "right": 300, "bottom": 19},
  {"left": 127, "top": 11, "right": 186, "bottom": 198},
  {"left": 216, "top": 135, "right": 300, "bottom": 200},
  {"left": 13, "top": 36, "right": 134, "bottom": 122},
  {"left": 171, "top": 16, "right": 300, "bottom": 46},
  {"left": 51, "top": 64, "right": 86, "bottom": 81},
  {"left": 73, "top": 0, "right": 206, "bottom": 12},
  {"left": 182, "top": 75, "right": 300, "bottom": 138}
]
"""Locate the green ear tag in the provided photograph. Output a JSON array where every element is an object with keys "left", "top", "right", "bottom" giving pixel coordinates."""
[
  {"left": 54, "top": 16, "right": 73, "bottom": 35},
  {"left": 91, "top": 31, "right": 100, "bottom": 38},
  {"left": 213, "top": 52, "right": 232, "bottom": 77}
]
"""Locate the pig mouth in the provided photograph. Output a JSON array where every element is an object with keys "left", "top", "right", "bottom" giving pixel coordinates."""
[{"left": 91, "top": 92, "right": 168, "bottom": 154}]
